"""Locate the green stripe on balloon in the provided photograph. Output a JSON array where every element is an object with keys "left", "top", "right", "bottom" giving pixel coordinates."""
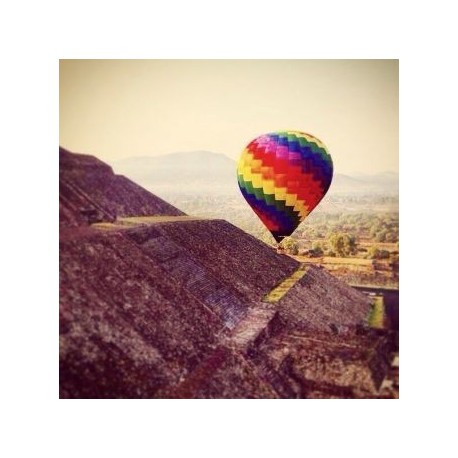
[
  {"left": 237, "top": 174, "right": 247, "bottom": 190},
  {"left": 244, "top": 180, "right": 255, "bottom": 195},
  {"left": 275, "top": 199, "right": 286, "bottom": 212},
  {"left": 265, "top": 194, "right": 276, "bottom": 206},
  {"left": 253, "top": 187, "right": 264, "bottom": 200}
]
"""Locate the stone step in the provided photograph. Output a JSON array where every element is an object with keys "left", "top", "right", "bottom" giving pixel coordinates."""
[{"left": 228, "top": 308, "right": 276, "bottom": 348}]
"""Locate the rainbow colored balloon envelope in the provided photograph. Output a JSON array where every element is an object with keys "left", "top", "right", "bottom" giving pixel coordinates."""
[{"left": 237, "top": 131, "right": 333, "bottom": 243}]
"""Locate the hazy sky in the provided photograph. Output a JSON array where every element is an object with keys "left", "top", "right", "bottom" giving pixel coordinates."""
[{"left": 60, "top": 59, "right": 398, "bottom": 174}]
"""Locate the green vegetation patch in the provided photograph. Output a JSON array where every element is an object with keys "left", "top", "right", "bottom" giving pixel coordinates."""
[{"left": 368, "top": 296, "right": 385, "bottom": 328}]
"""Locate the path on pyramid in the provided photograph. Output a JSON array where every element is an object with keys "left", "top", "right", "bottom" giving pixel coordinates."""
[
  {"left": 92, "top": 215, "right": 212, "bottom": 230},
  {"left": 263, "top": 264, "right": 310, "bottom": 303}
]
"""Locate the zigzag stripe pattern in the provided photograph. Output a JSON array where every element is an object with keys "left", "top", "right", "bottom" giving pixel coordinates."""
[{"left": 237, "top": 131, "right": 333, "bottom": 243}]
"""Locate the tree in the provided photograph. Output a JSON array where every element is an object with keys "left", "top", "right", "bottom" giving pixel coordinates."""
[
  {"left": 390, "top": 253, "right": 399, "bottom": 271},
  {"left": 367, "top": 246, "right": 390, "bottom": 259},
  {"left": 385, "top": 231, "right": 398, "bottom": 243},
  {"left": 327, "top": 232, "right": 357, "bottom": 257},
  {"left": 281, "top": 237, "right": 299, "bottom": 255},
  {"left": 375, "top": 230, "right": 388, "bottom": 242},
  {"left": 310, "top": 241, "right": 324, "bottom": 257},
  {"left": 369, "top": 223, "right": 380, "bottom": 239}
]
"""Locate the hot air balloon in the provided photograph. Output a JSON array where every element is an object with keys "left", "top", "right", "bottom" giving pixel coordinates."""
[{"left": 237, "top": 130, "right": 333, "bottom": 244}]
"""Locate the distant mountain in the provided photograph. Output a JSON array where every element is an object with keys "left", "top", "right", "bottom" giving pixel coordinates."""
[
  {"left": 331, "top": 172, "right": 398, "bottom": 195},
  {"left": 112, "top": 151, "right": 237, "bottom": 197},
  {"left": 111, "top": 151, "right": 398, "bottom": 198}
]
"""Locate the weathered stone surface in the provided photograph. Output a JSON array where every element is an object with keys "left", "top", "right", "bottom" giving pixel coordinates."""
[
  {"left": 247, "top": 330, "right": 392, "bottom": 398},
  {"left": 59, "top": 147, "right": 397, "bottom": 399},
  {"left": 59, "top": 147, "right": 184, "bottom": 228}
]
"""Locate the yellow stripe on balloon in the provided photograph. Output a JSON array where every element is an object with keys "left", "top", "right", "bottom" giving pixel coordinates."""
[
  {"left": 251, "top": 159, "right": 262, "bottom": 173},
  {"left": 298, "top": 209, "right": 310, "bottom": 220},
  {"left": 237, "top": 150, "right": 252, "bottom": 172},
  {"left": 274, "top": 187, "right": 287, "bottom": 200},
  {"left": 237, "top": 159, "right": 246, "bottom": 174},
  {"left": 262, "top": 179, "right": 275, "bottom": 195},
  {"left": 294, "top": 200, "right": 310, "bottom": 218},
  {"left": 243, "top": 150, "right": 254, "bottom": 166},
  {"left": 237, "top": 149, "right": 247, "bottom": 164},
  {"left": 285, "top": 193, "right": 297, "bottom": 207},
  {"left": 251, "top": 173, "right": 263, "bottom": 188},
  {"left": 242, "top": 166, "right": 253, "bottom": 181}
]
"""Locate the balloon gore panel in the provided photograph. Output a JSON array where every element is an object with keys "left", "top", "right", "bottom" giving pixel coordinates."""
[{"left": 237, "top": 131, "right": 333, "bottom": 243}]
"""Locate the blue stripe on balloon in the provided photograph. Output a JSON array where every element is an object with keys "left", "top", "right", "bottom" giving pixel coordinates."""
[
  {"left": 239, "top": 185, "right": 299, "bottom": 236},
  {"left": 298, "top": 147, "right": 333, "bottom": 187}
]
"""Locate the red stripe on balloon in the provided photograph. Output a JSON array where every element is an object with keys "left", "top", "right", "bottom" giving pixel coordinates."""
[{"left": 246, "top": 141, "right": 327, "bottom": 207}]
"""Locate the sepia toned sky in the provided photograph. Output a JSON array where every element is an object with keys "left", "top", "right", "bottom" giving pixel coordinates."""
[{"left": 60, "top": 59, "right": 398, "bottom": 174}]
